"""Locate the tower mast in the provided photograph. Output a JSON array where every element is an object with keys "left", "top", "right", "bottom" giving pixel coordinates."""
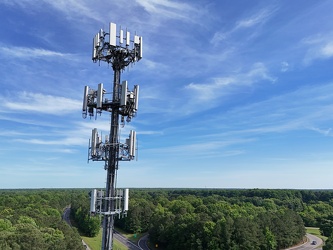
[{"left": 82, "top": 22, "right": 142, "bottom": 250}]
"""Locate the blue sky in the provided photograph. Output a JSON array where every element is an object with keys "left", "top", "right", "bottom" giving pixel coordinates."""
[{"left": 1, "top": 0, "right": 333, "bottom": 189}]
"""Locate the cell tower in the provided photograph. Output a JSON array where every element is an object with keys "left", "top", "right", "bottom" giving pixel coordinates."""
[{"left": 82, "top": 22, "right": 142, "bottom": 250}]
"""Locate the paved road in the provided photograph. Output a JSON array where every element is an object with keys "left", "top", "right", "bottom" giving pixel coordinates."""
[
  {"left": 114, "top": 230, "right": 142, "bottom": 250},
  {"left": 138, "top": 234, "right": 150, "bottom": 250},
  {"left": 63, "top": 206, "right": 150, "bottom": 250},
  {"left": 63, "top": 206, "right": 92, "bottom": 250},
  {"left": 285, "top": 233, "right": 323, "bottom": 250},
  {"left": 63, "top": 206, "right": 72, "bottom": 226}
]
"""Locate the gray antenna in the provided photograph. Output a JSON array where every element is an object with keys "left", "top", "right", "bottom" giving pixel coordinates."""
[{"left": 83, "top": 21, "right": 142, "bottom": 250}]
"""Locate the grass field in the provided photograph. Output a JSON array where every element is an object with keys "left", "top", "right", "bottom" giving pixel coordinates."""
[
  {"left": 306, "top": 227, "right": 328, "bottom": 242},
  {"left": 81, "top": 229, "right": 128, "bottom": 250}
]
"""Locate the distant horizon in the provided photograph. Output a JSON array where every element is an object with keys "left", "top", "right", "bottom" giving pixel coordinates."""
[{"left": 2, "top": 187, "right": 333, "bottom": 191}]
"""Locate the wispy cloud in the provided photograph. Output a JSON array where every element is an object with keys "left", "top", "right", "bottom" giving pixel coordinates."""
[
  {"left": 211, "top": 6, "right": 278, "bottom": 46},
  {"left": 14, "top": 137, "right": 86, "bottom": 146},
  {"left": 43, "top": 0, "right": 101, "bottom": 22},
  {"left": 308, "top": 127, "right": 332, "bottom": 137},
  {"left": 0, "top": 46, "right": 72, "bottom": 59},
  {"left": 0, "top": 114, "right": 66, "bottom": 128},
  {"left": 206, "top": 82, "right": 333, "bottom": 138},
  {"left": 2, "top": 92, "right": 81, "bottom": 115},
  {"left": 235, "top": 8, "right": 276, "bottom": 29},
  {"left": 135, "top": 0, "right": 196, "bottom": 21},
  {"left": 139, "top": 62, "right": 277, "bottom": 119},
  {"left": 280, "top": 61, "right": 290, "bottom": 72},
  {"left": 185, "top": 77, "right": 234, "bottom": 102},
  {"left": 182, "top": 62, "right": 276, "bottom": 111},
  {"left": 0, "top": 119, "right": 112, "bottom": 154},
  {"left": 0, "top": 0, "right": 102, "bottom": 22},
  {"left": 302, "top": 33, "right": 333, "bottom": 64},
  {"left": 321, "top": 42, "right": 333, "bottom": 57},
  {"left": 144, "top": 138, "right": 252, "bottom": 159}
]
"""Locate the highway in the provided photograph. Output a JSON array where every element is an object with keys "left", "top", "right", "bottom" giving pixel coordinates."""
[
  {"left": 62, "top": 206, "right": 148, "bottom": 250},
  {"left": 63, "top": 206, "right": 72, "bottom": 226},
  {"left": 285, "top": 233, "right": 323, "bottom": 250},
  {"left": 113, "top": 230, "right": 142, "bottom": 250},
  {"left": 62, "top": 206, "right": 92, "bottom": 250},
  {"left": 138, "top": 234, "right": 150, "bottom": 250}
]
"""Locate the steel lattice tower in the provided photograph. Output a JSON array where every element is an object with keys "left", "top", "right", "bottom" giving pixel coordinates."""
[{"left": 82, "top": 22, "right": 142, "bottom": 250}]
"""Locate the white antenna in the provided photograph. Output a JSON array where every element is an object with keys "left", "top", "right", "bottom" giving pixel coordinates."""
[
  {"left": 134, "top": 35, "right": 139, "bottom": 44},
  {"left": 97, "top": 83, "right": 104, "bottom": 109},
  {"left": 90, "top": 189, "right": 97, "bottom": 213},
  {"left": 96, "top": 32, "right": 100, "bottom": 47},
  {"left": 109, "top": 22, "right": 117, "bottom": 46},
  {"left": 129, "top": 130, "right": 136, "bottom": 159},
  {"left": 126, "top": 30, "right": 130, "bottom": 46},
  {"left": 123, "top": 189, "right": 129, "bottom": 211},
  {"left": 119, "top": 28, "right": 123, "bottom": 44}
]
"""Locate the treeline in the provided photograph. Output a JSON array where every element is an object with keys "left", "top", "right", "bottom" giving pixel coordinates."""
[
  {"left": 0, "top": 189, "right": 87, "bottom": 250},
  {"left": 116, "top": 189, "right": 333, "bottom": 250}
]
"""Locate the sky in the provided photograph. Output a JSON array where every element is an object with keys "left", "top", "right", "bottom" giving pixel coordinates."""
[{"left": 1, "top": 0, "right": 333, "bottom": 189}]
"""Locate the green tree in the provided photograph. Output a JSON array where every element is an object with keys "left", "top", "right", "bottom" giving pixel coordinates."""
[
  {"left": 0, "top": 219, "right": 15, "bottom": 250},
  {"left": 263, "top": 227, "right": 277, "bottom": 250},
  {"left": 320, "top": 219, "right": 333, "bottom": 237},
  {"left": 41, "top": 227, "right": 66, "bottom": 250},
  {"left": 15, "top": 222, "right": 46, "bottom": 250},
  {"left": 149, "top": 204, "right": 175, "bottom": 247},
  {"left": 168, "top": 199, "right": 195, "bottom": 215},
  {"left": 215, "top": 217, "right": 234, "bottom": 250},
  {"left": 324, "top": 232, "right": 333, "bottom": 250},
  {"left": 231, "top": 216, "right": 261, "bottom": 250}
]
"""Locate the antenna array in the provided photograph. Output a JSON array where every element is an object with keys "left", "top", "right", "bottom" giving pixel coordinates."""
[
  {"left": 88, "top": 128, "right": 136, "bottom": 163},
  {"left": 92, "top": 22, "right": 142, "bottom": 69},
  {"left": 90, "top": 189, "right": 129, "bottom": 216}
]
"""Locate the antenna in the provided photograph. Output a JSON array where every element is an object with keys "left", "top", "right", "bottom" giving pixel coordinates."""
[
  {"left": 120, "top": 81, "right": 127, "bottom": 106},
  {"left": 82, "top": 86, "right": 89, "bottom": 118},
  {"left": 129, "top": 130, "right": 136, "bottom": 159},
  {"left": 119, "top": 28, "right": 123, "bottom": 44},
  {"left": 84, "top": 21, "right": 143, "bottom": 250},
  {"left": 92, "top": 37, "right": 97, "bottom": 60},
  {"left": 97, "top": 83, "right": 104, "bottom": 109},
  {"left": 123, "top": 189, "right": 129, "bottom": 211},
  {"left": 90, "top": 189, "right": 97, "bottom": 213},
  {"left": 126, "top": 30, "right": 130, "bottom": 46},
  {"left": 133, "top": 85, "right": 139, "bottom": 111},
  {"left": 139, "top": 36, "right": 143, "bottom": 59},
  {"left": 91, "top": 128, "right": 98, "bottom": 157},
  {"left": 109, "top": 22, "right": 117, "bottom": 47},
  {"left": 96, "top": 33, "right": 100, "bottom": 47},
  {"left": 134, "top": 35, "right": 139, "bottom": 44}
]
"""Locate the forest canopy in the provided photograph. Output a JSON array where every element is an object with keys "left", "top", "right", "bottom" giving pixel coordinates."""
[
  {"left": 1, "top": 188, "right": 333, "bottom": 250},
  {"left": 0, "top": 189, "right": 87, "bottom": 250}
]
